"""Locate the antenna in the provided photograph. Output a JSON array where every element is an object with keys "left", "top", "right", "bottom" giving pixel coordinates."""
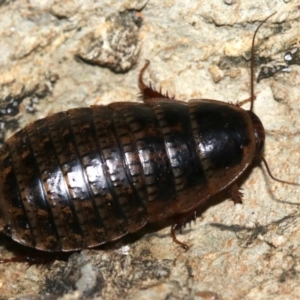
[{"left": 250, "top": 12, "right": 277, "bottom": 111}]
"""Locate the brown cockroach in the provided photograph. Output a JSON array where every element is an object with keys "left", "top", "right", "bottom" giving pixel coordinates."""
[{"left": 0, "top": 12, "right": 298, "bottom": 262}]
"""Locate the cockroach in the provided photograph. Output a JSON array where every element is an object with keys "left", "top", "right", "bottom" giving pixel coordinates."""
[{"left": 0, "top": 13, "right": 298, "bottom": 262}]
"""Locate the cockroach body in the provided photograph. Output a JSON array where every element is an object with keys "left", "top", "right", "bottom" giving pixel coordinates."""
[
  {"left": 0, "top": 13, "right": 293, "bottom": 256},
  {"left": 0, "top": 94, "right": 264, "bottom": 252}
]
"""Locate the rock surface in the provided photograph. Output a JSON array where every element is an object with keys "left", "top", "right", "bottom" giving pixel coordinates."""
[{"left": 0, "top": 0, "right": 299, "bottom": 299}]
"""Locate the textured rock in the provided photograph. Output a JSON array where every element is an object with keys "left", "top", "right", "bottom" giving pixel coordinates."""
[
  {"left": 0, "top": 1, "right": 299, "bottom": 299},
  {"left": 76, "top": 10, "right": 142, "bottom": 73}
]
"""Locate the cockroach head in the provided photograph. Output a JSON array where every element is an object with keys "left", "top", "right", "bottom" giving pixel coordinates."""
[{"left": 248, "top": 111, "right": 265, "bottom": 159}]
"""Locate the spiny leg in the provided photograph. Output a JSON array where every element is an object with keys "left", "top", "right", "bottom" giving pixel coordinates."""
[
  {"left": 228, "top": 183, "right": 243, "bottom": 205},
  {"left": 233, "top": 95, "right": 257, "bottom": 108},
  {"left": 138, "top": 60, "right": 174, "bottom": 101},
  {"left": 171, "top": 210, "right": 197, "bottom": 251}
]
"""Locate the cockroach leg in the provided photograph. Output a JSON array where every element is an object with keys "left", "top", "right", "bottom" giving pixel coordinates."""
[
  {"left": 171, "top": 210, "right": 197, "bottom": 251},
  {"left": 138, "top": 59, "right": 173, "bottom": 100},
  {"left": 171, "top": 224, "right": 189, "bottom": 251},
  {"left": 233, "top": 95, "right": 257, "bottom": 108},
  {"left": 228, "top": 184, "right": 243, "bottom": 205}
]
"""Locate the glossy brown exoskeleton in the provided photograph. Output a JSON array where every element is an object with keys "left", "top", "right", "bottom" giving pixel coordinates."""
[{"left": 0, "top": 13, "right": 295, "bottom": 258}]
